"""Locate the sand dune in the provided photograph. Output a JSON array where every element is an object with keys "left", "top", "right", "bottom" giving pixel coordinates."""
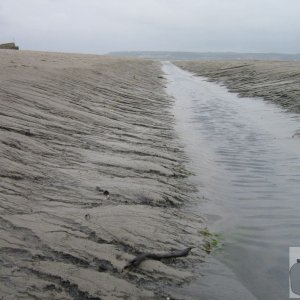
[
  {"left": 175, "top": 60, "right": 300, "bottom": 113},
  {"left": 0, "top": 50, "right": 205, "bottom": 299}
]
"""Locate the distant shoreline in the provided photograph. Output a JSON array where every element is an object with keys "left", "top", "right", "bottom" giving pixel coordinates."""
[{"left": 108, "top": 51, "right": 300, "bottom": 61}]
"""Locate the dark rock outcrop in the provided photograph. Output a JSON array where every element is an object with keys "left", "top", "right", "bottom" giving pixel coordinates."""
[{"left": 0, "top": 42, "right": 19, "bottom": 50}]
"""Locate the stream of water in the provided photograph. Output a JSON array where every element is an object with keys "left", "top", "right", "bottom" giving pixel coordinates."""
[{"left": 163, "top": 62, "right": 300, "bottom": 299}]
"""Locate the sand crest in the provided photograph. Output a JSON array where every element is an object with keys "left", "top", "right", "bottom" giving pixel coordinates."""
[{"left": 175, "top": 60, "right": 300, "bottom": 113}]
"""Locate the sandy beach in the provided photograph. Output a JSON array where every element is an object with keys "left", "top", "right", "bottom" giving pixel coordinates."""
[
  {"left": 0, "top": 50, "right": 206, "bottom": 299},
  {"left": 175, "top": 60, "right": 300, "bottom": 113}
]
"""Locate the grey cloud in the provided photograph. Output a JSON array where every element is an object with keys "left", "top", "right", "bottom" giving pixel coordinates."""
[{"left": 0, "top": 0, "right": 299, "bottom": 54}]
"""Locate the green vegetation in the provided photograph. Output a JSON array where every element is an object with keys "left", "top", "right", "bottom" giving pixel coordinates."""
[{"left": 199, "top": 227, "right": 222, "bottom": 253}]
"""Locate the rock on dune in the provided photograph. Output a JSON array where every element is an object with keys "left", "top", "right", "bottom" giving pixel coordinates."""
[{"left": 0, "top": 42, "right": 19, "bottom": 50}]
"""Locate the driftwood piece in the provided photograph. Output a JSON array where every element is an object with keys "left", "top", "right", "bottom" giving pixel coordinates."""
[{"left": 123, "top": 247, "right": 193, "bottom": 271}]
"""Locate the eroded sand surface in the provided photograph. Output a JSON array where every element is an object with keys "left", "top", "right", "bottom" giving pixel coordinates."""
[
  {"left": 175, "top": 60, "right": 300, "bottom": 113},
  {"left": 0, "top": 50, "right": 205, "bottom": 299}
]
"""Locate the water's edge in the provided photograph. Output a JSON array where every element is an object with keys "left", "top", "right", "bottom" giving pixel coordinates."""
[{"left": 163, "top": 61, "right": 300, "bottom": 300}]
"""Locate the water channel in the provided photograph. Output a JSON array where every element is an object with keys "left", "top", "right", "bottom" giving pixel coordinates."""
[{"left": 163, "top": 62, "right": 300, "bottom": 299}]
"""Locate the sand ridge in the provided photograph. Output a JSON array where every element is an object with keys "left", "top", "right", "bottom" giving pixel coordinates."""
[
  {"left": 0, "top": 50, "right": 205, "bottom": 299},
  {"left": 175, "top": 60, "right": 300, "bottom": 113}
]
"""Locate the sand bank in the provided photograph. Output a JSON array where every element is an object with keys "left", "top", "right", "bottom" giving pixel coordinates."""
[
  {"left": 0, "top": 50, "right": 205, "bottom": 299},
  {"left": 175, "top": 60, "right": 300, "bottom": 113}
]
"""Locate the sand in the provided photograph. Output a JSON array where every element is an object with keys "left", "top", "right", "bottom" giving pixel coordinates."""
[
  {"left": 0, "top": 50, "right": 205, "bottom": 299},
  {"left": 175, "top": 60, "right": 300, "bottom": 113}
]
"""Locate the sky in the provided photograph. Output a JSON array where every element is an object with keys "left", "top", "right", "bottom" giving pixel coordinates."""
[{"left": 0, "top": 0, "right": 299, "bottom": 54}]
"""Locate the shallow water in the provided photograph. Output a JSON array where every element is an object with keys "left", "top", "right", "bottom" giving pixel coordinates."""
[{"left": 163, "top": 62, "right": 300, "bottom": 300}]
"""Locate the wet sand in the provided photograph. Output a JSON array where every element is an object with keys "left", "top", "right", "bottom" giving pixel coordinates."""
[
  {"left": 175, "top": 60, "right": 300, "bottom": 113},
  {"left": 0, "top": 50, "right": 205, "bottom": 299}
]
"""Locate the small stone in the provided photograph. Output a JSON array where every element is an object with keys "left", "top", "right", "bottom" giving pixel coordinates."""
[{"left": 103, "top": 190, "right": 110, "bottom": 199}]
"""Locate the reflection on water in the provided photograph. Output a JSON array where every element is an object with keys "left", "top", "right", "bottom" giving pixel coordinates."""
[{"left": 163, "top": 62, "right": 300, "bottom": 300}]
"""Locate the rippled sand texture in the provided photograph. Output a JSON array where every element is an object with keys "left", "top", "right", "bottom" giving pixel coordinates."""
[
  {"left": 0, "top": 50, "right": 204, "bottom": 299},
  {"left": 175, "top": 61, "right": 300, "bottom": 113}
]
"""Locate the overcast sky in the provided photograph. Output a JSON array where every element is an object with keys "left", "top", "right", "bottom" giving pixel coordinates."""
[{"left": 0, "top": 0, "right": 299, "bottom": 54}]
